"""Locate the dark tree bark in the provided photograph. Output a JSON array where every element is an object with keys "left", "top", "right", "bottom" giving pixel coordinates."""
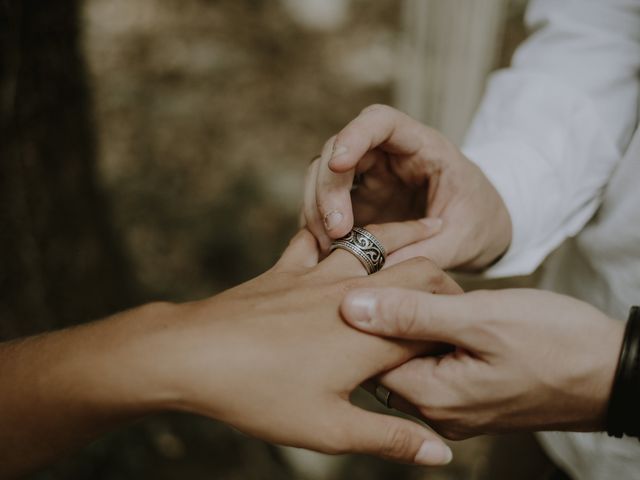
[
  {"left": 0, "top": 0, "right": 134, "bottom": 340},
  {"left": 0, "top": 6, "right": 296, "bottom": 480}
]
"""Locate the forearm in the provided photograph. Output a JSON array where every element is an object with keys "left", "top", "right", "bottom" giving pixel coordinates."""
[
  {"left": 0, "top": 225, "right": 463, "bottom": 475},
  {"left": 0, "top": 302, "right": 176, "bottom": 478}
]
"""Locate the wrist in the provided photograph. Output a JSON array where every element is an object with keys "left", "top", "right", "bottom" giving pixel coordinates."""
[
  {"left": 49, "top": 302, "right": 183, "bottom": 418},
  {"left": 590, "top": 317, "right": 625, "bottom": 429},
  {"left": 482, "top": 191, "right": 512, "bottom": 268},
  {"left": 133, "top": 298, "right": 237, "bottom": 421},
  {"left": 462, "top": 162, "right": 513, "bottom": 271}
]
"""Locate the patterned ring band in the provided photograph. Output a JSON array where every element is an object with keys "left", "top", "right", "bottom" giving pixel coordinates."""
[{"left": 330, "top": 226, "right": 386, "bottom": 275}]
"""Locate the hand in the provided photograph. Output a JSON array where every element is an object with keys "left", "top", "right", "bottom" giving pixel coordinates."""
[
  {"left": 0, "top": 221, "right": 462, "bottom": 477},
  {"left": 303, "top": 104, "right": 512, "bottom": 270},
  {"left": 160, "top": 223, "right": 461, "bottom": 464},
  {"left": 340, "top": 288, "right": 624, "bottom": 439}
]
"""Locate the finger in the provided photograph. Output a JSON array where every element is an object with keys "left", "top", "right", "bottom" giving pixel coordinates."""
[
  {"left": 366, "top": 221, "right": 436, "bottom": 254},
  {"left": 316, "top": 136, "right": 355, "bottom": 239},
  {"left": 300, "top": 155, "right": 322, "bottom": 228},
  {"left": 338, "top": 404, "right": 452, "bottom": 466},
  {"left": 366, "top": 257, "right": 462, "bottom": 295},
  {"left": 320, "top": 220, "right": 433, "bottom": 276},
  {"left": 386, "top": 230, "right": 458, "bottom": 270},
  {"left": 340, "top": 288, "right": 476, "bottom": 347},
  {"left": 274, "top": 229, "right": 319, "bottom": 270},
  {"left": 354, "top": 149, "right": 382, "bottom": 175},
  {"left": 377, "top": 356, "right": 463, "bottom": 423},
  {"left": 329, "top": 105, "right": 424, "bottom": 173},
  {"left": 316, "top": 148, "right": 385, "bottom": 240},
  {"left": 303, "top": 157, "right": 331, "bottom": 251}
]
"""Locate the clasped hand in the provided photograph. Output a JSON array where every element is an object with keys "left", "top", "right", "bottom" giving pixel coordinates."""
[{"left": 302, "top": 104, "right": 623, "bottom": 440}]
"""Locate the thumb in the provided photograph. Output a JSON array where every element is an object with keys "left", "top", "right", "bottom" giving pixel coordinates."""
[
  {"left": 274, "top": 229, "right": 319, "bottom": 270},
  {"left": 340, "top": 288, "right": 475, "bottom": 347},
  {"left": 340, "top": 405, "right": 452, "bottom": 466}
]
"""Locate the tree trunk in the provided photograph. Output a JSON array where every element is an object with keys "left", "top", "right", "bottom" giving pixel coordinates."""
[{"left": 0, "top": 0, "right": 134, "bottom": 340}]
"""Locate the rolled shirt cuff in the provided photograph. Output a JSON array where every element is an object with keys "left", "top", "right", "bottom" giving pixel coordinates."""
[{"left": 462, "top": 139, "right": 564, "bottom": 278}]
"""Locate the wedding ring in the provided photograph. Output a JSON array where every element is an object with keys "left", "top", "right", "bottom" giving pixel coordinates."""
[
  {"left": 330, "top": 226, "right": 386, "bottom": 274},
  {"left": 375, "top": 384, "right": 392, "bottom": 409}
]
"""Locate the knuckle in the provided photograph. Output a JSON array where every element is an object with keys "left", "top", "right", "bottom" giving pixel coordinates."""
[
  {"left": 426, "top": 271, "right": 447, "bottom": 294},
  {"left": 361, "top": 103, "right": 392, "bottom": 116},
  {"left": 317, "top": 183, "right": 343, "bottom": 201},
  {"left": 391, "top": 293, "right": 421, "bottom": 335},
  {"left": 405, "top": 255, "right": 432, "bottom": 268},
  {"left": 380, "top": 424, "right": 413, "bottom": 459},
  {"left": 407, "top": 258, "right": 453, "bottom": 294},
  {"left": 403, "top": 255, "right": 439, "bottom": 276}
]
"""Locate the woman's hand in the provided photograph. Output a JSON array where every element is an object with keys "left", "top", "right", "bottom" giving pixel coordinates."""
[
  {"left": 158, "top": 222, "right": 461, "bottom": 463},
  {"left": 303, "top": 104, "right": 512, "bottom": 270},
  {"left": 0, "top": 221, "right": 461, "bottom": 477},
  {"left": 340, "top": 287, "right": 624, "bottom": 439}
]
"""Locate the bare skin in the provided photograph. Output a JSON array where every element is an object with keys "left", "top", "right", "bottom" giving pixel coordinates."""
[
  {"left": 0, "top": 222, "right": 462, "bottom": 478},
  {"left": 305, "top": 105, "right": 624, "bottom": 439},
  {"left": 303, "top": 104, "right": 512, "bottom": 270},
  {"left": 341, "top": 287, "right": 624, "bottom": 439}
]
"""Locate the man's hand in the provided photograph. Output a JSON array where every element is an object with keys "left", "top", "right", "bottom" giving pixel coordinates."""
[
  {"left": 303, "top": 104, "right": 512, "bottom": 270},
  {"left": 340, "top": 287, "right": 624, "bottom": 439}
]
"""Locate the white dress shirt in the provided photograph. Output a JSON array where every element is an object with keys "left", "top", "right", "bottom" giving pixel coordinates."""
[{"left": 462, "top": 0, "right": 640, "bottom": 478}]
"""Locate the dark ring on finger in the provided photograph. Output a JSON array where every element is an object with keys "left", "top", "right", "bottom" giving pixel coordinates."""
[{"left": 375, "top": 384, "right": 392, "bottom": 409}]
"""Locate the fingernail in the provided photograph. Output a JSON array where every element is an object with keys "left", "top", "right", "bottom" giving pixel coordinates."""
[
  {"left": 420, "top": 217, "right": 443, "bottom": 233},
  {"left": 332, "top": 145, "right": 348, "bottom": 158},
  {"left": 346, "top": 292, "right": 377, "bottom": 325},
  {"left": 324, "top": 210, "right": 344, "bottom": 231},
  {"left": 415, "top": 440, "right": 453, "bottom": 466}
]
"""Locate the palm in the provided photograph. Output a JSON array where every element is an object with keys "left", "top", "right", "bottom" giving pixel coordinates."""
[{"left": 352, "top": 151, "right": 427, "bottom": 227}]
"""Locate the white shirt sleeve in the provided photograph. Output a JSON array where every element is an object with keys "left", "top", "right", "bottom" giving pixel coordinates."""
[{"left": 462, "top": 0, "right": 640, "bottom": 278}]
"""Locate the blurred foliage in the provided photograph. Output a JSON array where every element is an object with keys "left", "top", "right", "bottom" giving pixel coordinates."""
[{"left": 85, "top": 0, "right": 400, "bottom": 301}]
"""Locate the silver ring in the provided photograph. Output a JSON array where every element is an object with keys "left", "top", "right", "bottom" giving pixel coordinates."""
[
  {"left": 330, "top": 227, "right": 386, "bottom": 274},
  {"left": 375, "top": 384, "right": 392, "bottom": 409}
]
